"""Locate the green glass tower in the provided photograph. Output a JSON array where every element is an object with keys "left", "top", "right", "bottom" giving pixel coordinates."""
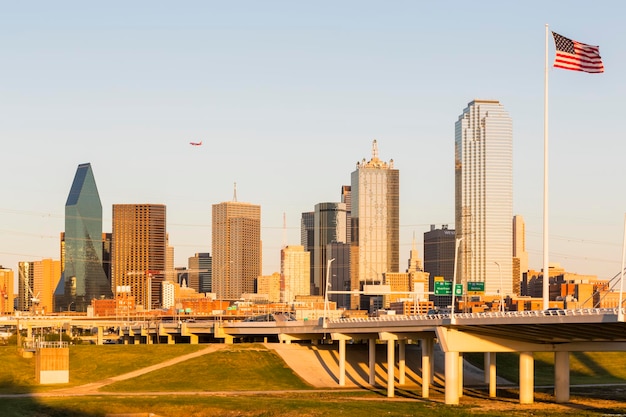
[{"left": 61, "top": 163, "right": 111, "bottom": 311}]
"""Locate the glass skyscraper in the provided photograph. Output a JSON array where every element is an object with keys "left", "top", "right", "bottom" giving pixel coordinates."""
[
  {"left": 60, "top": 163, "right": 111, "bottom": 311},
  {"left": 455, "top": 100, "right": 513, "bottom": 296}
]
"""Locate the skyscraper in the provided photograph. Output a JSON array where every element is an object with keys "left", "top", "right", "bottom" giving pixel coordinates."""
[
  {"left": 212, "top": 200, "right": 261, "bottom": 301},
  {"left": 189, "top": 252, "right": 212, "bottom": 293},
  {"left": 280, "top": 245, "right": 310, "bottom": 303},
  {"left": 61, "top": 163, "right": 111, "bottom": 311},
  {"left": 313, "top": 202, "right": 347, "bottom": 296},
  {"left": 350, "top": 140, "right": 399, "bottom": 309},
  {"left": 455, "top": 99, "right": 513, "bottom": 296},
  {"left": 18, "top": 259, "right": 61, "bottom": 313},
  {"left": 112, "top": 204, "right": 167, "bottom": 310},
  {"left": 424, "top": 225, "right": 456, "bottom": 308},
  {"left": 0, "top": 266, "right": 14, "bottom": 314},
  {"left": 300, "top": 211, "right": 315, "bottom": 294}
]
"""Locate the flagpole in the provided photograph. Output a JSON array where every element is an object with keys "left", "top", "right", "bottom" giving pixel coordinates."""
[{"left": 543, "top": 24, "right": 550, "bottom": 310}]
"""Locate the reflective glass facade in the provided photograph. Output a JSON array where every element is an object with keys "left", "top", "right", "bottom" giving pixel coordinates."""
[
  {"left": 455, "top": 100, "right": 513, "bottom": 295},
  {"left": 63, "top": 163, "right": 111, "bottom": 311}
]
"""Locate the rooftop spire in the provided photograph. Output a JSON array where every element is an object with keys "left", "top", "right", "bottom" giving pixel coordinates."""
[
  {"left": 372, "top": 139, "right": 379, "bottom": 160},
  {"left": 233, "top": 182, "right": 237, "bottom": 202}
]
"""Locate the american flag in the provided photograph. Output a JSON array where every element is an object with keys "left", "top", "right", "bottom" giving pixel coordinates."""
[{"left": 552, "top": 32, "right": 604, "bottom": 73}]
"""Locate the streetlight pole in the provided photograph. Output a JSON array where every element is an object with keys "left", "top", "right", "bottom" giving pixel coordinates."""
[
  {"left": 451, "top": 237, "right": 464, "bottom": 321},
  {"left": 494, "top": 261, "right": 504, "bottom": 313},
  {"left": 323, "top": 258, "right": 335, "bottom": 329}
]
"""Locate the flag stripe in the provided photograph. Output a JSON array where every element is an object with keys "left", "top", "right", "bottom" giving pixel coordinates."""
[{"left": 552, "top": 31, "right": 604, "bottom": 73}]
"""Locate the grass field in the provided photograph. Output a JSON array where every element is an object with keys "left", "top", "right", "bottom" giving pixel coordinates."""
[{"left": 1, "top": 343, "right": 626, "bottom": 417}]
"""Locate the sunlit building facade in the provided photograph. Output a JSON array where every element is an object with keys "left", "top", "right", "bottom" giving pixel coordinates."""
[
  {"left": 212, "top": 201, "right": 261, "bottom": 301},
  {"left": 350, "top": 140, "right": 399, "bottom": 309},
  {"left": 455, "top": 99, "right": 513, "bottom": 296},
  {"left": 0, "top": 266, "right": 14, "bottom": 314},
  {"left": 313, "top": 202, "right": 347, "bottom": 296},
  {"left": 281, "top": 245, "right": 310, "bottom": 303},
  {"left": 112, "top": 204, "right": 167, "bottom": 310}
]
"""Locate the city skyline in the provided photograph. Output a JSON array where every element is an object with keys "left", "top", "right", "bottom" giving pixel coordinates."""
[{"left": 2, "top": 2, "right": 626, "bottom": 284}]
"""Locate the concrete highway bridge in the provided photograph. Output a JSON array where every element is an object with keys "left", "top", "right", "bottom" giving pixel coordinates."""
[{"left": 4, "top": 307, "right": 626, "bottom": 405}]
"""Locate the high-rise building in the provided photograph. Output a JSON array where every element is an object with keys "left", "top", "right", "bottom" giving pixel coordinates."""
[
  {"left": 280, "top": 245, "right": 310, "bottom": 303},
  {"left": 18, "top": 259, "right": 61, "bottom": 313},
  {"left": 0, "top": 266, "right": 14, "bottom": 314},
  {"left": 341, "top": 185, "right": 352, "bottom": 243},
  {"left": 257, "top": 272, "right": 281, "bottom": 303},
  {"left": 300, "top": 211, "right": 315, "bottom": 294},
  {"left": 327, "top": 242, "right": 351, "bottom": 308},
  {"left": 60, "top": 163, "right": 111, "bottom": 311},
  {"left": 313, "top": 202, "right": 347, "bottom": 296},
  {"left": 189, "top": 253, "right": 212, "bottom": 293},
  {"left": 424, "top": 225, "right": 456, "bottom": 308},
  {"left": 513, "top": 215, "right": 529, "bottom": 296},
  {"left": 112, "top": 204, "right": 167, "bottom": 310},
  {"left": 212, "top": 200, "right": 261, "bottom": 301},
  {"left": 455, "top": 99, "right": 513, "bottom": 296},
  {"left": 350, "top": 140, "right": 399, "bottom": 308}
]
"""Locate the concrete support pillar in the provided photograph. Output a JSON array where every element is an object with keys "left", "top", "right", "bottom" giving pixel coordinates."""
[
  {"left": 339, "top": 338, "right": 346, "bottom": 386},
  {"left": 421, "top": 338, "right": 432, "bottom": 399},
  {"left": 554, "top": 351, "right": 570, "bottom": 403},
  {"left": 519, "top": 351, "right": 534, "bottom": 404},
  {"left": 487, "top": 352, "right": 497, "bottom": 398},
  {"left": 133, "top": 336, "right": 140, "bottom": 345},
  {"left": 368, "top": 338, "right": 376, "bottom": 386},
  {"left": 458, "top": 352, "right": 464, "bottom": 397},
  {"left": 398, "top": 340, "right": 406, "bottom": 385},
  {"left": 222, "top": 334, "right": 232, "bottom": 344},
  {"left": 444, "top": 351, "right": 460, "bottom": 405},
  {"left": 96, "top": 326, "right": 104, "bottom": 345},
  {"left": 387, "top": 339, "right": 395, "bottom": 398}
]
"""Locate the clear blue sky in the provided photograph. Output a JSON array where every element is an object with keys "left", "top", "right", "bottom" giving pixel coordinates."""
[{"left": 2, "top": 1, "right": 625, "bottom": 286}]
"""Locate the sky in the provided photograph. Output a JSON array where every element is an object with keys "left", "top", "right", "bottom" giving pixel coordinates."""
[{"left": 2, "top": 1, "right": 626, "bottom": 287}]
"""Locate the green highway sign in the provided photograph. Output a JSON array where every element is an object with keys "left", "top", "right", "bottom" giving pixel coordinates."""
[
  {"left": 467, "top": 282, "right": 485, "bottom": 292},
  {"left": 434, "top": 281, "right": 452, "bottom": 295},
  {"left": 454, "top": 284, "right": 463, "bottom": 296}
]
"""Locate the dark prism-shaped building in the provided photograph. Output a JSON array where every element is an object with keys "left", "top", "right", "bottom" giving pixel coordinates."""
[{"left": 58, "top": 163, "right": 111, "bottom": 311}]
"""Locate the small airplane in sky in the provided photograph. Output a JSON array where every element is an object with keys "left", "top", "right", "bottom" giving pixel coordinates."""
[{"left": 189, "top": 141, "right": 203, "bottom": 146}]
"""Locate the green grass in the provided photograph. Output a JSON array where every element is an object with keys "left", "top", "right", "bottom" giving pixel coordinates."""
[
  {"left": 2, "top": 344, "right": 626, "bottom": 417},
  {"left": 464, "top": 351, "right": 626, "bottom": 385},
  {"left": 0, "top": 344, "right": 206, "bottom": 393},
  {"left": 104, "top": 344, "right": 312, "bottom": 392}
]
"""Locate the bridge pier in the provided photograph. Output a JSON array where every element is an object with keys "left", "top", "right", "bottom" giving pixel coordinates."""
[
  {"left": 398, "top": 339, "right": 406, "bottom": 385},
  {"left": 444, "top": 351, "right": 460, "bottom": 405},
  {"left": 485, "top": 352, "right": 497, "bottom": 397},
  {"left": 387, "top": 338, "right": 395, "bottom": 397},
  {"left": 519, "top": 351, "right": 534, "bottom": 404},
  {"left": 368, "top": 338, "right": 376, "bottom": 385},
  {"left": 554, "top": 351, "right": 570, "bottom": 403},
  {"left": 421, "top": 338, "right": 433, "bottom": 399},
  {"left": 96, "top": 326, "right": 104, "bottom": 345}
]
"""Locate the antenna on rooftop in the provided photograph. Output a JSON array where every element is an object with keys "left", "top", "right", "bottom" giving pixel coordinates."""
[
  {"left": 372, "top": 139, "right": 379, "bottom": 160},
  {"left": 282, "top": 212, "right": 287, "bottom": 249},
  {"left": 233, "top": 182, "right": 237, "bottom": 202}
]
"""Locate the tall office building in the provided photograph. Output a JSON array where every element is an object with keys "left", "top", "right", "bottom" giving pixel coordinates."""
[
  {"left": 341, "top": 185, "right": 352, "bottom": 243},
  {"left": 350, "top": 140, "right": 399, "bottom": 308},
  {"left": 513, "top": 215, "right": 529, "bottom": 296},
  {"left": 60, "top": 163, "right": 111, "bottom": 311},
  {"left": 327, "top": 242, "right": 351, "bottom": 308},
  {"left": 112, "top": 204, "right": 167, "bottom": 310},
  {"left": 257, "top": 272, "right": 281, "bottom": 303},
  {"left": 212, "top": 200, "right": 261, "bottom": 301},
  {"left": 0, "top": 266, "right": 14, "bottom": 314},
  {"left": 455, "top": 99, "right": 513, "bottom": 296},
  {"left": 280, "top": 245, "right": 310, "bottom": 303},
  {"left": 18, "top": 259, "right": 61, "bottom": 313},
  {"left": 189, "top": 253, "right": 212, "bottom": 293},
  {"left": 300, "top": 211, "right": 315, "bottom": 294},
  {"left": 313, "top": 202, "right": 347, "bottom": 296},
  {"left": 423, "top": 225, "right": 456, "bottom": 308}
]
